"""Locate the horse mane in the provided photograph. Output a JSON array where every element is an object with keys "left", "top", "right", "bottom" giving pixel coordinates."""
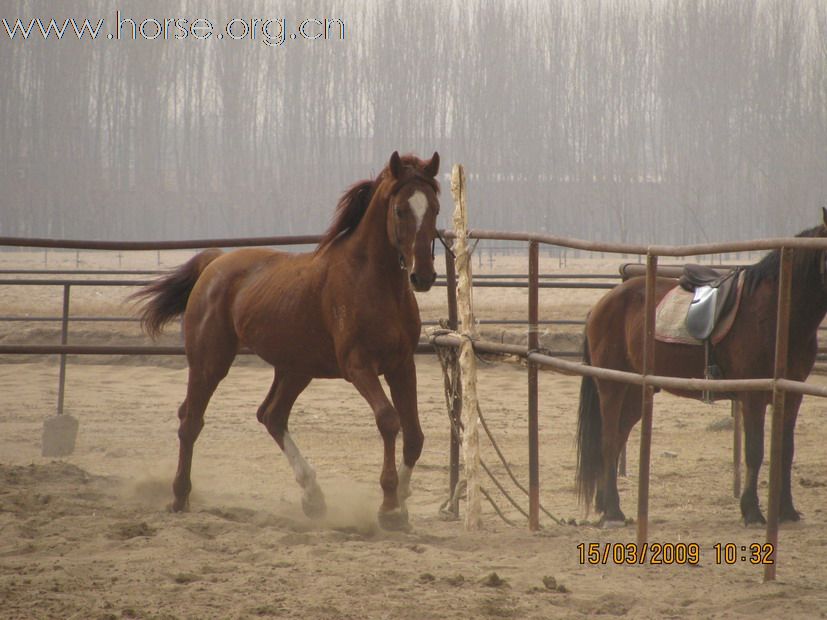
[
  {"left": 743, "top": 224, "right": 826, "bottom": 295},
  {"left": 315, "top": 179, "right": 376, "bottom": 252},
  {"left": 315, "top": 155, "right": 440, "bottom": 253}
]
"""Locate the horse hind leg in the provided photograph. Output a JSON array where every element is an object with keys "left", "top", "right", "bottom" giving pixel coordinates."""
[
  {"left": 740, "top": 396, "right": 767, "bottom": 525},
  {"left": 597, "top": 382, "right": 630, "bottom": 527},
  {"left": 171, "top": 296, "right": 238, "bottom": 512},
  {"left": 600, "top": 385, "right": 643, "bottom": 525},
  {"left": 171, "top": 350, "right": 235, "bottom": 512},
  {"left": 256, "top": 371, "right": 325, "bottom": 519}
]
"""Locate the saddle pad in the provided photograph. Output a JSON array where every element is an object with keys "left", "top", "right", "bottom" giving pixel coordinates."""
[{"left": 655, "top": 272, "right": 744, "bottom": 345}]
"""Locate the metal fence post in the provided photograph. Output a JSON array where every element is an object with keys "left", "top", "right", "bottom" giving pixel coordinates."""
[
  {"left": 56, "top": 284, "right": 71, "bottom": 415},
  {"left": 528, "top": 241, "right": 540, "bottom": 530},
  {"left": 637, "top": 252, "right": 657, "bottom": 546},
  {"left": 765, "top": 247, "right": 793, "bottom": 582}
]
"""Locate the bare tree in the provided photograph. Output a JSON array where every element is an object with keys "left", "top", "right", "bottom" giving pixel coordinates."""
[{"left": 1, "top": 0, "right": 824, "bottom": 243}]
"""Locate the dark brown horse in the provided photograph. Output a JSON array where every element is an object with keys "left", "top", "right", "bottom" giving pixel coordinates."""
[
  {"left": 132, "top": 151, "right": 440, "bottom": 530},
  {"left": 576, "top": 210, "right": 827, "bottom": 527}
]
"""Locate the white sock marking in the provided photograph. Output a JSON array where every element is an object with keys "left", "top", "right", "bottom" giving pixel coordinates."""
[
  {"left": 398, "top": 463, "right": 412, "bottom": 502},
  {"left": 283, "top": 432, "right": 316, "bottom": 487}
]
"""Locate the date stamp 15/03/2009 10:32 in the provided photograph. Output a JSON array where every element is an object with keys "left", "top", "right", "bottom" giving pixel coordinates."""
[{"left": 577, "top": 542, "right": 776, "bottom": 566}]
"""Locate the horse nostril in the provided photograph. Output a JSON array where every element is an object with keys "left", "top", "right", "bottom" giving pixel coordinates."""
[{"left": 410, "top": 272, "right": 436, "bottom": 290}]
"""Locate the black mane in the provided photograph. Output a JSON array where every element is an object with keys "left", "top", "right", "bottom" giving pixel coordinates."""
[{"left": 743, "top": 224, "right": 826, "bottom": 294}]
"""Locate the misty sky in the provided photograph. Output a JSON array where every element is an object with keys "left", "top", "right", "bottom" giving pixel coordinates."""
[{"left": 1, "top": 0, "right": 825, "bottom": 245}]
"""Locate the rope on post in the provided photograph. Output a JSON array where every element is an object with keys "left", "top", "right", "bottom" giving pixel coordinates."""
[{"left": 430, "top": 326, "right": 564, "bottom": 527}]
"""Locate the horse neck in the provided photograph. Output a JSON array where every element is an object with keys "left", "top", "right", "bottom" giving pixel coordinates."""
[
  {"left": 345, "top": 190, "right": 408, "bottom": 290},
  {"left": 789, "top": 261, "right": 827, "bottom": 343}
]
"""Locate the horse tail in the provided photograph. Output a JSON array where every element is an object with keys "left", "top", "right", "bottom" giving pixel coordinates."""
[
  {"left": 130, "top": 249, "right": 223, "bottom": 338},
  {"left": 575, "top": 329, "right": 602, "bottom": 513}
]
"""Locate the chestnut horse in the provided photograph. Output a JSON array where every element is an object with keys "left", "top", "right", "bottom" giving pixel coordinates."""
[
  {"left": 576, "top": 211, "right": 827, "bottom": 527},
  {"left": 133, "top": 151, "right": 440, "bottom": 530}
]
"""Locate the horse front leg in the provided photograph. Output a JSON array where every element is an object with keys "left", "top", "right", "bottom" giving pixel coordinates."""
[
  {"left": 386, "top": 358, "right": 425, "bottom": 518},
  {"left": 780, "top": 393, "right": 802, "bottom": 522},
  {"left": 740, "top": 396, "right": 767, "bottom": 525},
  {"left": 347, "top": 361, "right": 407, "bottom": 531}
]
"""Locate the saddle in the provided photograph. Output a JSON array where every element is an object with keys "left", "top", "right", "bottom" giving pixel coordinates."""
[
  {"left": 678, "top": 264, "right": 743, "bottom": 402},
  {"left": 679, "top": 265, "right": 741, "bottom": 341}
]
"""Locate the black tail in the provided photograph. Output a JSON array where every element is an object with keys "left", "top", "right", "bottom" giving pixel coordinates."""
[
  {"left": 575, "top": 330, "right": 602, "bottom": 514},
  {"left": 129, "top": 249, "right": 223, "bottom": 338}
]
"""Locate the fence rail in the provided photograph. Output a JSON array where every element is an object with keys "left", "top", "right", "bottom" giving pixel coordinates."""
[{"left": 0, "top": 235, "right": 322, "bottom": 250}]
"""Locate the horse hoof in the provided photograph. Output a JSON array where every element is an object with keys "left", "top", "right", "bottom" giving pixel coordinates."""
[
  {"left": 780, "top": 508, "right": 802, "bottom": 523},
  {"left": 742, "top": 511, "right": 766, "bottom": 527},
  {"left": 377, "top": 508, "right": 411, "bottom": 532},
  {"left": 599, "top": 518, "right": 626, "bottom": 529},
  {"left": 302, "top": 490, "right": 327, "bottom": 520},
  {"left": 168, "top": 499, "right": 189, "bottom": 513}
]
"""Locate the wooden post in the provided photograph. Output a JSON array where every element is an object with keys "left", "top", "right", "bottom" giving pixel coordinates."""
[
  {"left": 636, "top": 253, "right": 657, "bottom": 546},
  {"left": 451, "top": 164, "right": 482, "bottom": 531},
  {"left": 764, "top": 247, "right": 793, "bottom": 582},
  {"left": 445, "top": 249, "right": 461, "bottom": 516},
  {"left": 527, "top": 241, "right": 540, "bottom": 530}
]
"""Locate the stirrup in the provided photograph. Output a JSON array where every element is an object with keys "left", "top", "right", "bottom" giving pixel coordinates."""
[{"left": 702, "top": 342, "right": 721, "bottom": 404}]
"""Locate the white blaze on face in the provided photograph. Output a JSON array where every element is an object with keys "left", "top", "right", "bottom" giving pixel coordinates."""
[{"left": 409, "top": 191, "right": 428, "bottom": 232}]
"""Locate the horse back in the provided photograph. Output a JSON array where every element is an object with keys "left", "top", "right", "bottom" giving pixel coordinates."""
[
  {"left": 586, "top": 274, "right": 802, "bottom": 397},
  {"left": 585, "top": 276, "right": 679, "bottom": 375}
]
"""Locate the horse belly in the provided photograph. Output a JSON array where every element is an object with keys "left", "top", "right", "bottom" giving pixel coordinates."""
[{"left": 255, "top": 337, "right": 341, "bottom": 378}]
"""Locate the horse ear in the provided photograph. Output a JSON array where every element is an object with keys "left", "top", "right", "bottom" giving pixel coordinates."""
[
  {"left": 389, "top": 151, "right": 403, "bottom": 179},
  {"left": 425, "top": 152, "right": 440, "bottom": 177}
]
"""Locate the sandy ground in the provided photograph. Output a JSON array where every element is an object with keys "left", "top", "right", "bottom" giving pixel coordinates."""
[{"left": 1, "top": 249, "right": 826, "bottom": 619}]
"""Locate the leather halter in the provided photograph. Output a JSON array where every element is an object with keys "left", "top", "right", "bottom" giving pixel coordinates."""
[{"left": 391, "top": 203, "right": 407, "bottom": 270}]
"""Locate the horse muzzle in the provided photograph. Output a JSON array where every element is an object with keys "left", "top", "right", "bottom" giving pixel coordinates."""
[{"left": 410, "top": 271, "right": 437, "bottom": 292}]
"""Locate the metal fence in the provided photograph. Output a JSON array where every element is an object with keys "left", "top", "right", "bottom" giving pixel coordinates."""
[
  {"left": 431, "top": 230, "right": 827, "bottom": 583},
  {"left": 3, "top": 230, "right": 827, "bottom": 582}
]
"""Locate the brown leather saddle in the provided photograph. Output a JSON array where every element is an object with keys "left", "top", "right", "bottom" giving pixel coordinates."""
[
  {"left": 678, "top": 264, "right": 743, "bottom": 401},
  {"left": 679, "top": 264, "right": 742, "bottom": 340}
]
